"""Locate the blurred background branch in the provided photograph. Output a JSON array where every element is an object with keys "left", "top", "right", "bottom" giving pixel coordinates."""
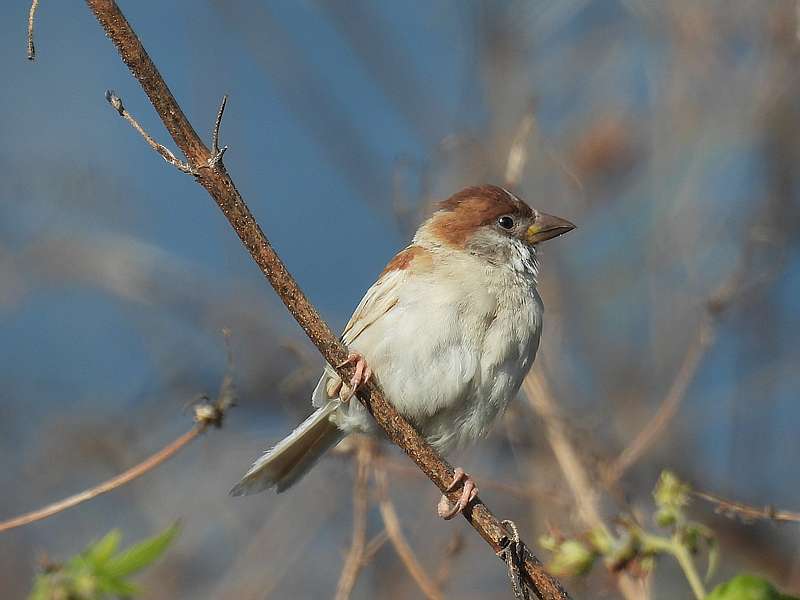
[{"left": 0, "top": 335, "right": 235, "bottom": 534}]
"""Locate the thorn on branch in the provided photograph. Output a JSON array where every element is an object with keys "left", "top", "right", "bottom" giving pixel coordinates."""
[
  {"left": 104, "top": 89, "right": 196, "bottom": 174},
  {"left": 209, "top": 94, "right": 229, "bottom": 168},
  {"left": 27, "top": 0, "right": 40, "bottom": 61}
]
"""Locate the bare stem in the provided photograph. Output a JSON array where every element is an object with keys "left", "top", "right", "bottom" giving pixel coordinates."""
[
  {"left": 334, "top": 440, "right": 372, "bottom": 600},
  {"left": 0, "top": 328, "right": 234, "bottom": 535},
  {"left": 0, "top": 425, "right": 202, "bottom": 533},
  {"left": 105, "top": 90, "right": 194, "bottom": 174},
  {"left": 375, "top": 467, "right": 444, "bottom": 600},
  {"left": 640, "top": 532, "right": 706, "bottom": 600},
  {"left": 604, "top": 319, "right": 713, "bottom": 486},
  {"left": 694, "top": 489, "right": 800, "bottom": 524},
  {"left": 81, "top": 1, "right": 570, "bottom": 597},
  {"left": 27, "top": 0, "right": 40, "bottom": 60}
]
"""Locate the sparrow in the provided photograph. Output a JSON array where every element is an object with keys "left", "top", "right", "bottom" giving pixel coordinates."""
[{"left": 231, "top": 184, "right": 574, "bottom": 518}]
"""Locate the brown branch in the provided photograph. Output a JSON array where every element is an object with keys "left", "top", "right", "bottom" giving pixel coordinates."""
[
  {"left": 375, "top": 467, "right": 444, "bottom": 600},
  {"left": 0, "top": 330, "right": 234, "bottom": 534},
  {"left": 0, "top": 407, "right": 214, "bottom": 533},
  {"left": 334, "top": 440, "right": 373, "bottom": 600},
  {"left": 80, "top": 1, "right": 570, "bottom": 598},
  {"left": 27, "top": 0, "right": 40, "bottom": 60},
  {"left": 694, "top": 490, "right": 800, "bottom": 524}
]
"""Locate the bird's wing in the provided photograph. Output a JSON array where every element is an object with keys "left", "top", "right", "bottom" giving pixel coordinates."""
[
  {"left": 312, "top": 245, "right": 431, "bottom": 407},
  {"left": 340, "top": 270, "right": 403, "bottom": 345}
]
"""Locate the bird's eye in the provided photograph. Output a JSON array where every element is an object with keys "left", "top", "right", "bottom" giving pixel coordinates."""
[{"left": 497, "top": 216, "right": 515, "bottom": 230}]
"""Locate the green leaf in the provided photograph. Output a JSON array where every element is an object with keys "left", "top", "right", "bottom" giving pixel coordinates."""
[
  {"left": 706, "top": 574, "right": 800, "bottom": 600},
  {"left": 84, "top": 529, "right": 122, "bottom": 566},
  {"left": 96, "top": 574, "right": 138, "bottom": 597},
  {"left": 104, "top": 522, "right": 180, "bottom": 578}
]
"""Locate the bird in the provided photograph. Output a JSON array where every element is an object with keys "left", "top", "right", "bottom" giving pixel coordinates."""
[{"left": 231, "top": 184, "right": 574, "bottom": 518}]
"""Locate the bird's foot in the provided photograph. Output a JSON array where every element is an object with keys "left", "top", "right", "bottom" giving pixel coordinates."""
[
  {"left": 437, "top": 467, "right": 479, "bottom": 520},
  {"left": 336, "top": 351, "right": 373, "bottom": 401}
]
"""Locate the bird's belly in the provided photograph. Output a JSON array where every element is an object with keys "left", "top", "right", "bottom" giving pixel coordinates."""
[{"left": 345, "top": 283, "right": 541, "bottom": 453}]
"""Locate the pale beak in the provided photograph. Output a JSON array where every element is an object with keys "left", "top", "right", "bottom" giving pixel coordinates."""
[{"left": 526, "top": 212, "right": 576, "bottom": 244}]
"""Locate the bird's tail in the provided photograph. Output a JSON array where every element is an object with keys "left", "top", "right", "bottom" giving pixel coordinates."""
[{"left": 230, "top": 400, "right": 345, "bottom": 496}]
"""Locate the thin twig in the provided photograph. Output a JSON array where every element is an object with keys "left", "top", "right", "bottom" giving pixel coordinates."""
[
  {"left": 694, "top": 490, "right": 800, "bottom": 524},
  {"left": 334, "top": 439, "right": 373, "bottom": 600},
  {"left": 375, "top": 467, "right": 444, "bottom": 600},
  {"left": 0, "top": 406, "right": 213, "bottom": 533},
  {"left": 362, "top": 529, "right": 389, "bottom": 564},
  {"left": 82, "top": 3, "right": 571, "bottom": 598},
  {"left": 604, "top": 319, "right": 714, "bottom": 486},
  {"left": 105, "top": 90, "right": 194, "bottom": 174},
  {"left": 0, "top": 330, "right": 234, "bottom": 534},
  {"left": 27, "top": 0, "right": 40, "bottom": 60},
  {"left": 605, "top": 231, "right": 757, "bottom": 486}
]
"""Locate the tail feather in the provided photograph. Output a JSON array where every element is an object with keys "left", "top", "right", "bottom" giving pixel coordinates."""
[{"left": 230, "top": 400, "right": 344, "bottom": 496}]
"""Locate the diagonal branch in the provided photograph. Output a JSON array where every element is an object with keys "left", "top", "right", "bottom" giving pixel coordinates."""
[
  {"left": 81, "top": 1, "right": 571, "bottom": 598},
  {"left": 0, "top": 399, "right": 227, "bottom": 534}
]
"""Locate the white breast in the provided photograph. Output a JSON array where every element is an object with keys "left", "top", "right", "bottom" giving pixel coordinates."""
[{"left": 340, "top": 246, "right": 543, "bottom": 454}]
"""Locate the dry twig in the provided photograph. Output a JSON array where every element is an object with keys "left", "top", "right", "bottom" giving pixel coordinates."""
[
  {"left": 105, "top": 90, "right": 195, "bottom": 174},
  {"left": 0, "top": 331, "right": 235, "bottom": 534},
  {"left": 80, "top": 2, "right": 570, "bottom": 598},
  {"left": 605, "top": 230, "right": 757, "bottom": 486},
  {"left": 375, "top": 467, "right": 444, "bottom": 600},
  {"left": 604, "top": 320, "right": 714, "bottom": 486},
  {"left": 0, "top": 400, "right": 225, "bottom": 533},
  {"left": 362, "top": 529, "right": 389, "bottom": 564},
  {"left": 27, "top": 0, "right": 40, "bottom": 60},
  {"left": 334, "top": 439, "right": 373, "bottom": 600},
  {"left": 694, "top": 490, "right": 800, "bottom": 524}
]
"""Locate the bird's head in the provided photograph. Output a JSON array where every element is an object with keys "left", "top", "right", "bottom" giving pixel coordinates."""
[{"left": 416, "top": 184, "right": 575, "bottom": 271}]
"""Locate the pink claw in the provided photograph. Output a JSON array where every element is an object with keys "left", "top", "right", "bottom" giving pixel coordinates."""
[
  {"left": 336, "top": 351, "right": 372, "bottom": 401},
  {"left": 437, "top": 467, "right": 479, "bottom": 520}
]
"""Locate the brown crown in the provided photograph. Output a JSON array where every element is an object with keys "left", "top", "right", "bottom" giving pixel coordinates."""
[{"left": 431, "top": 185, "right": 533, "bottom": 247}]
